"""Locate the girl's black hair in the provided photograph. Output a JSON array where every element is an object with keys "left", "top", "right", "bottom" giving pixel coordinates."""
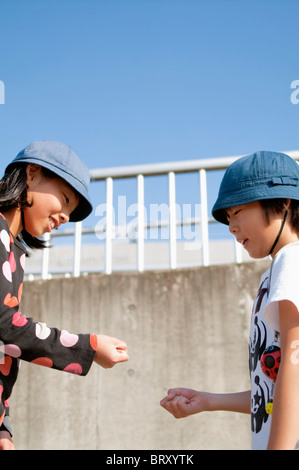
[
  {"left": 0, "top": 163, "right": 55, "bottom": 250},
  {"left": 260, "top": 198, "right": 299, "bottom": 235}
]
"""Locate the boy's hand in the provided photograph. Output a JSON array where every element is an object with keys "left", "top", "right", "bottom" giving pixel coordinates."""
[
  {"left": 160, "top": 388, "right": 209, "bottom": 419},
  {"left": 94, "top": 334, "right": 129, "bottom": 368},
  {"left": 0, "top": 431, "right": 15, "bottom": 450}
]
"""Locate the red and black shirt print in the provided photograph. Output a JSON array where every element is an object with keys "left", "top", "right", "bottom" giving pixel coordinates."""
[{"left": 0, "top": 213, "right": 97, "bottom": 428}]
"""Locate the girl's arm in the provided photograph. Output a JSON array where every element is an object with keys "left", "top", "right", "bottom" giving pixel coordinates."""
[
  {"left": 160, "top": 388, "right": 251, "bottom": 418},
  {"left": 267, "top": 300, "right": 299, "bottom": 450},
  {"left": 94, "top": 334, "right": 129, "bottom": 368}
]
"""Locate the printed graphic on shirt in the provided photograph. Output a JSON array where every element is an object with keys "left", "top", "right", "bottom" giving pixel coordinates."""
[{"left": 249, "top": 275, "right": 274, "bottom": 437}]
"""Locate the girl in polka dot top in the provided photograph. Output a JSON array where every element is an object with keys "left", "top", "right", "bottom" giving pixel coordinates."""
[{"left": 0, "top": 141, "right": 129, "bottom": 449}]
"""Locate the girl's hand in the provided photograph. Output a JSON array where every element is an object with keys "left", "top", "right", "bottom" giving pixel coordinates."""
[{"left": 94, "top": 334, "right": 129, "bottom": 368}]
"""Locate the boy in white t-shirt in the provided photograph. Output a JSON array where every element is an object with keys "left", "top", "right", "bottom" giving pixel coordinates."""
[{"left": 160, "top": 151, "right": 299, "bottom": 450}]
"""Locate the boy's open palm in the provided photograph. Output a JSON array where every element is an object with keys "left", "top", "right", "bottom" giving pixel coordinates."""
[{"left": 160, "top": 388, "right": 209, "bottom": 419}]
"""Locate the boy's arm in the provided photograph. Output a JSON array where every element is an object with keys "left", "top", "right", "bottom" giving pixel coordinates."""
[
  {"left": 160, "top": 388, "right": 251, "bottom": 418},
  {"left": 267, "top": 300, "right": 299, "bottom": 450},
  {"left": 0, "top": 431, "right": 15, "bottom": 450}
]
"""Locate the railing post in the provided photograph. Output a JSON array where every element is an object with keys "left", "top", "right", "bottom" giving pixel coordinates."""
[
  {"left": 168, "top": 171, "right": 177, "bottom": 269},
  {"left": 137, "top": 174, "right": 145, "bottom": 272},
  {"left": 73, "top": 221, "right": 82, "bottom": 277},
  {"left": 199, "top": 169, "right": 210, "bottom": 266},
  {"left": 41, "top": 232, "right": 50, "bottom": 279},
  {"left": 105, "top": 177, "right": 113, "bottom": 275},
  {"left": 234, "top": 238, "right": 243, "bottom": 263}
]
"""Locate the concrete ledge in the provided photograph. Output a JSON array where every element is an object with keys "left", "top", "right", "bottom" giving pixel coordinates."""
[{"left": 10, "top": 260, "right": 270, "bottom": 449}]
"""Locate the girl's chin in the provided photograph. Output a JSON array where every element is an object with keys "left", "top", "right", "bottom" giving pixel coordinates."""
[{"left": 25, "top": 227, "right": 47, "bottom": 238}]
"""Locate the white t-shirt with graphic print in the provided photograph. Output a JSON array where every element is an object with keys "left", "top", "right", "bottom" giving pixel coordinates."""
[{"left": 249, "top": 241, "right": 299, "bottom": 450}]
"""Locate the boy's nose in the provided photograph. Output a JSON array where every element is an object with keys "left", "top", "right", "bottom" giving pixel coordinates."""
[{"left": 229, "top": 220, "right": 237, "bottom": 234}]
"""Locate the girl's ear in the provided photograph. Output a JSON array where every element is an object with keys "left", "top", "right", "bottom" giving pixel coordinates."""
[{"left": 26, "top": 164, "right": 42, "bottom": 185}]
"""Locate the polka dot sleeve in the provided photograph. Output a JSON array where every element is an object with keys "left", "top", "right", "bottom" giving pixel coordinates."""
[{"left": 0, "top": 214, "right": 97, "bottom": 424}]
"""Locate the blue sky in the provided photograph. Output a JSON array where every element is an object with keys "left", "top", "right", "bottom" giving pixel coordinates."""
[{"left": 1, "top": 0, "right": 299, "bottom": 237}]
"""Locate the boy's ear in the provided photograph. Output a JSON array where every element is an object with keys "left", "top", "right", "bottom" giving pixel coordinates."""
[{"left": 285, "top": 198, "right": 291, "bottom": 210}]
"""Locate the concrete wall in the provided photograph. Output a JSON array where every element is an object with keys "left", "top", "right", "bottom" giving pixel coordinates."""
[{"left": 9, "top": 259, "right": 270, "bottom": 450}]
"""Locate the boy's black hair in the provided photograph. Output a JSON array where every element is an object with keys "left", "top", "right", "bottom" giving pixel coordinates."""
[
  {"left": 0, "top": 163, "right": 56, "bottom": 250},
  {"left": 260, "top": 198, "right": 299, "bottom": 235}
]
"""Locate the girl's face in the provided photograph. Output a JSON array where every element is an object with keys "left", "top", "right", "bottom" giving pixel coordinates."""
[
  {"left": 23, "top": 165, "right": 79, "bottom": 238},
  {"left": 226, "top": 201, "right": 298, "bottom": 259}
]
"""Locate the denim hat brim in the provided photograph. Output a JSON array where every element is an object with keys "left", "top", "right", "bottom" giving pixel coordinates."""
[
  {"left": 212, "top": 151, "right": 299, "bottom": 225},
  {"left": 6, "top": 140, "right": 93, "bottom": 222}
]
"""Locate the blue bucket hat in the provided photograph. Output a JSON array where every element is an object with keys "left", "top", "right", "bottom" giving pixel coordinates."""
[
  {"left": 5, "top": 140, "right": 93, "bottom": 222},
  {"left": 212, "top": 151, "right": 299, "bottom": 225}
]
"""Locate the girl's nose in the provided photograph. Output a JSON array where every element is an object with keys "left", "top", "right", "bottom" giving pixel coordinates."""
[{"left": 59, "top": 212, "right": 70, "bottom": 225}]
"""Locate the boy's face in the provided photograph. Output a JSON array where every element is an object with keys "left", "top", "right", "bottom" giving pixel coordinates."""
[
  {"left": 226, "top": 201, "right": 296, "bottom": 259},
  {"left": 23, "top": 165, "right": 79, "bottom": 238}
]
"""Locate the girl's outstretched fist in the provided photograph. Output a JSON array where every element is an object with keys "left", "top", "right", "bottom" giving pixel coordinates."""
[
  {"left": 94, "top": 334, "right": 129, "bottom": 369},
  {"left": 160, "top": 388, "right": 209, "bottom": 419}
]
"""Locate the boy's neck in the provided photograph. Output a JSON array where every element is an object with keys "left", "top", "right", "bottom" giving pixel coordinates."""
[{"left": 271, "top": 230, "right": 299, "bottom": 258}]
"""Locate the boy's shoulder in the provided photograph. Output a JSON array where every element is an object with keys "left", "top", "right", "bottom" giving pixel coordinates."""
[
  {"left": 270, "top": 241, "right": 299, "bottom": 281},
  {"left": 276, "top": 241, "right": 299, "bottom": 262}
]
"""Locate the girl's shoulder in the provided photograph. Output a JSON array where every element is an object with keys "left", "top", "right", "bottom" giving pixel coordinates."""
[
  {"left": 0, "top": 213, "right": 11, "bottom": 244},
  {"left": 0, "top": 212, "right": 8, "bottom": 228},
  {"left": 0, "top": 212, "right": 27, "bottom": 255}
]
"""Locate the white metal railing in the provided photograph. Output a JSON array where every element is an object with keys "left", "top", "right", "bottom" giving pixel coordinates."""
[{"left": 34, "top": 150, "right": 299, "bottom": 279}]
